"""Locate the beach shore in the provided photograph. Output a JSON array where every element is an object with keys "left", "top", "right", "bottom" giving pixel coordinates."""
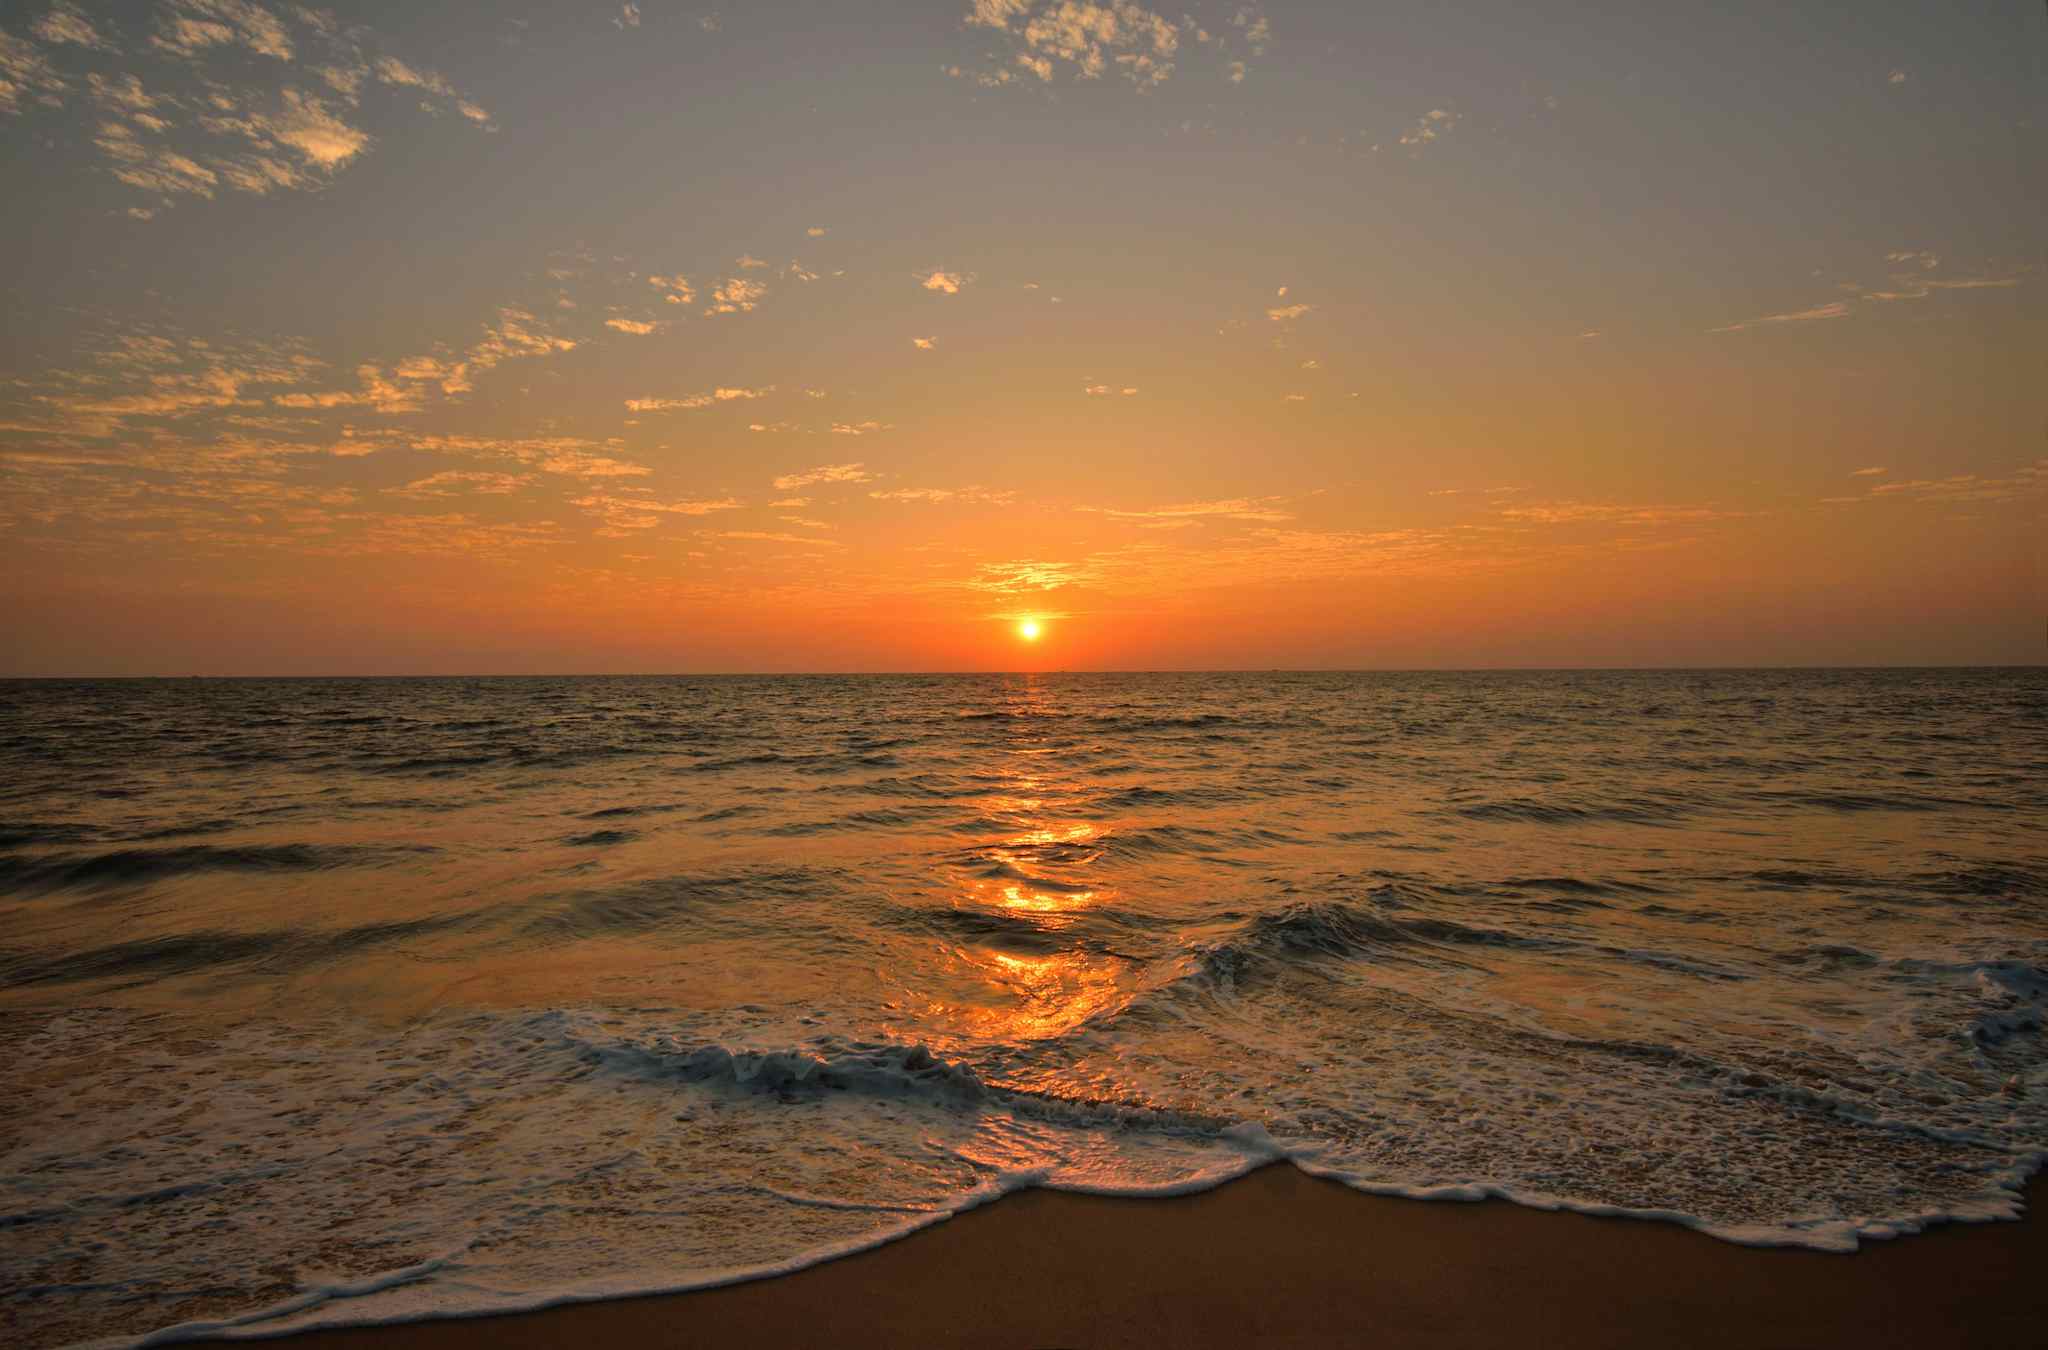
[{"left": 249, "top": 1164, "right": 2045, "bottom": 1349}]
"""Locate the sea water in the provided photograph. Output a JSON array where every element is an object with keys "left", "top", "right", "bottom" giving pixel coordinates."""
[{"left": 2, "top": 671, "right": 2043, "bottom": 1346}]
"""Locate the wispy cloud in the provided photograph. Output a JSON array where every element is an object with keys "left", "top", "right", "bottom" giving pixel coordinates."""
[
  {"left": 572, "top": 492, "right": 741, "bottom": 535},
  {"left": 648, "top": 274, "right": 696, "bottom": 305},
  {"left": 772, "top": 462, "right": 873, "bottom": 490},
  {"left": 1090, "top": 496, "right": 1294, "bottom": 524},
  {"left": 716, "top": 530, "right": 841, "bottom": 547},
  {"left": 385, "top": 470, "right": 534, "bottom": 499},
  {"left": 33, "top": 4, "right": 107, "bottom": 52},
  {"left": 1497, "top": 500, "right": 1741, "bottom": 526},
  {"left": 1398, "top": 107, "right": 1459, "bottom": 148},
  {"left": 1828, "top": 461, "right": 2047, "bottom": 506},
  {"left": 957, "top": 2, "right": 1262, "bottom": 89},
  {"left": 922, "top": 270, "right": 963, "bottom": 294},
  {"left": 406, "top": 434, "right": 652, "bottom": 480},
  {"left": 1716, "top": 252, "right": 2027, "bottom": 330},
  {"left": 625, "top": 387, "right": 769, "bottom": 413},
  {"left": 276, "top": 308, "right": 574, "bottom": 410},
  {"left": 706, "top": 276, "right": 766, "bottom": 315},
  {"left": 966, "top": 558, "right": 1084, "bottom": 592},
  {"left": 1708, "top": 301, "right": 1851, "bottom": 334},
  {"left": 9, "top": 3, "right": 490, "bottom": 208},
  {"left": 870, "top": 486, "right": 1014, "bottom": 505},
  {"left": 605, "top": 317, "right": 659, "bottom": 335}
]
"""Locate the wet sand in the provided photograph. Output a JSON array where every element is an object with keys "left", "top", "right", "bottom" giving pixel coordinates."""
[{"left": 245, "top": 1165, "right": 2045, "bottom": 1349}]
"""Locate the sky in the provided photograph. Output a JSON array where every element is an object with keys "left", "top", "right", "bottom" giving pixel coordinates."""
[{"left": 1, "top": 1, "right": 2042, "bottom": 674}]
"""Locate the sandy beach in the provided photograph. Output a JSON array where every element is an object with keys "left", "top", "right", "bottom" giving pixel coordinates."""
[{"left": 246, "top": 1164, "right": 2046, "bottom": 1350}]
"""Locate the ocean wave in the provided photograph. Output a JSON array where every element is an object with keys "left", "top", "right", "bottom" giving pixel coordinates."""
[
  {"left": 1195, "top": 898, "right": 1563, "bottom": 981},
  {"left": 1451, "top": 798, "right": 1687, "bottom": 826},
  {"left": 0, "top": 842, "right": 433, "bottom": 895},
  {"left": 0, "top": 914, "right": 475, "bottom": 988},
  {"left": 587, "top": 1035, "right": 991, "bottom": 1103},
  {"left": 518, "top": 867, "right": 852, "bottom": 941}
]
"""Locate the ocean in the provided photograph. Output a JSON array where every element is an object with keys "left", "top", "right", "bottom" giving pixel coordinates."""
[{"left": 3, "top": 670, "right": 2044, "bottom": 1346}]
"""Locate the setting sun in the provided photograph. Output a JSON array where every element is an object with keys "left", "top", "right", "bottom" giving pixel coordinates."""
[{"left": 2, "top": 5, "right": 2043, "bottom": 1346}]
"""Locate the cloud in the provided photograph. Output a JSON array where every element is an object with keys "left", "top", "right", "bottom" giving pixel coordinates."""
[
  {"left": 258, "top": 307, "right": 573, "bottom": 415},
  {"left": 965, "top": 558, "right": 1083, "bottom": 593},
  {"left": 1, "top": 28, "right": 69, "bottom": 115},
  {"left": 33, "top": 4, "right": 107, "bottom": 50},
  {"left": 1400, "top": 107, "right": 1466, "bottom": 149},
  {"left": 962, "top": 1, "right": 1203, "bottom": 89},
  {"left": 716, "top": 530, "right": 841, "bottom": 547},
  {"left": 648, "top": 274, "right": 696, "bottom": 305},
  {"left": 870, "top": 486, "right": 1015, "bottom": 505},
  {"left": 1851, "top": 466, "right": 1887, "bottom": 477},
  {"left": 1708, "top": 301, "right": 1851, "bottom": 334},
  {"left": 1267, "top": 303, "right": 1312, "bottom": 321},
  {"left": 706, "top": 276, "right": 766, "bottom": 315},
  {"left": 403, "top": 434, "right": 653, "bottom": 480},
  {"left": 1888, "top": 69, "right": 1907, "bottom": 85},
  {"left": 572, "top": 492, "right": 741, "bottom": 534},
  {"left": 624, "top": 387, "right": 769, "bottom": 413},
  {"left": 830, "top": 420, "right": 888, "bottom": 436},
  {"left": 911, "top": 336, "right": 936, "bottom": 349},
  {"left": 24, "top": 333, "right": 325, "bottom": 437},
  {"left": 27, "top": 9, "right": 489, "bottom": 208},
  {"left": 615, "top": 4, "right": 642, "bottom": 29},
  {"left": 1083, "top": 384, "right": 1137, "bottom": 396},
  {"left": 1865, "top": 276, "right": 2021, "bottom": 303},
  {"left": 1842, "top": 462, "right": 2047, "bottom": 505},
  {"left": 1496, "top": 501, "right": 1740, "bottom": 526},
  {"left": 1399, "top": 107, "right": 1460, "bottom": 148},
  {"left": 807, "top": 226, "right": 827, "bottom": 237},
  {"left": 248, "top": 86, "right": 370, "bottom": 170},
  {"left": 605, "top": 317, "right": 659, "bottom": 335},
  {"left": 1092, "top": 496, "right": 1294, "bottom": 524},
  {"left": 95, "top": 123, "right": 222, "bottom": 197},
  {"left": 922, "top": 270, "right": 963, "bottom": 294},
  {"left": 1719, "top": 254, "right": 2024, "bottom": 327},
  {"left": 385, "top": 470, "right": 534, "bottom": 499},
  {"left": 152, "top": 0, "right": 295, "bottom": 62},
  {"left": 772, "top": 462, "right": 872, "bottom": 490}
]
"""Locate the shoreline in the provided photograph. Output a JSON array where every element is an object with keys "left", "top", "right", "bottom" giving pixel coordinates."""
[{"left": 198, "top": 1164, "right": 2048, "bottom": 1350}]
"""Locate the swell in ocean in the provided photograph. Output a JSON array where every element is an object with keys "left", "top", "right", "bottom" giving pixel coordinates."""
[{"left": 1, "top": 670, "right": 2044, "bottom": 1346}]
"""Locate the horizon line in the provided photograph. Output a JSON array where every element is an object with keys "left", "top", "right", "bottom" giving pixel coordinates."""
[{"left": 4, "top": 663, "right": 2044, "bottom": 681}]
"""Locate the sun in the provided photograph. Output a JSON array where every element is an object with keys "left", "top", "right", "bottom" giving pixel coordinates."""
[{"left": 1016, "top": 618, "right": 1042, "bottom": 642}]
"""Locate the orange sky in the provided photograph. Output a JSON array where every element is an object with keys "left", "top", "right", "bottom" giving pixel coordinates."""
[{"left": 2, "top": 2, "right": 2042, "bottom": 672}]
